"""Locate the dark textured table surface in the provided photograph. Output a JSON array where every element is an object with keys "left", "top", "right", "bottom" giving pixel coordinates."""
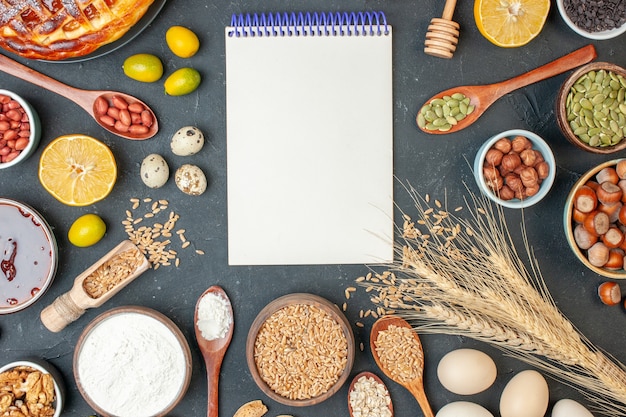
[{"left": 1, "top": 0, "right": 626, "bottom": 416}]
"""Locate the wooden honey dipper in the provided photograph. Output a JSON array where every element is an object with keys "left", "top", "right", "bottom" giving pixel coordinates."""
[{"left": 424, "top": 0, "right": 460, "bottom": 59}]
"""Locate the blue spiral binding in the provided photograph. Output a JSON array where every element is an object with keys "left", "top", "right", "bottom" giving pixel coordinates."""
[{"left": 228, "top": 11, "right": 389, "bottom": 38}]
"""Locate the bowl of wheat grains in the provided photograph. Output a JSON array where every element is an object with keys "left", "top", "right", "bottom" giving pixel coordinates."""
[{"left": 246, "top": 293, "right": 355, "bottom": 406}]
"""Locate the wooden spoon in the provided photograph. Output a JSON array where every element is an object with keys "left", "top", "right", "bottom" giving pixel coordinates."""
[
  {"left": 370, "top": 316, "right": 434, "bottom": 417},
  {"left": 348, "top": 371, "right": 394, "bottom": 417},
  {"left": 418, "top": 44, "right": 598, "bottom": 134},
  {"left": 0, "top": 53, "right": 158, "bottom": 140},
  {"left": 40, "top": 240, "right": 150, "bottom": 332},
  {"left": 194, "top": 286, "right": 234, "bottom": 417}
]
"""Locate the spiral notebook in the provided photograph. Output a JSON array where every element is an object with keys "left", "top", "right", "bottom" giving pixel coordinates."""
[{"left": 226, "top": 11, "right": 393, "bottom": 265}]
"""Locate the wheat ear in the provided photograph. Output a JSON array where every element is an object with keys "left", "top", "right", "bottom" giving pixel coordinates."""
[{"left": 359, "top": 182, "right": 626, "bottom": 416}]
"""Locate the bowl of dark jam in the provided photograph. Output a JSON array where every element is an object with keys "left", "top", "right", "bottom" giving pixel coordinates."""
[{"left": 0, "top": 198, "right": 57, "bottom": 314}]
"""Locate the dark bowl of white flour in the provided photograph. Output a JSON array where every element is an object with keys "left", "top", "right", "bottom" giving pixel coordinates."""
[{"left": 73, "top": 306, "right": 193, "bottom": 417}]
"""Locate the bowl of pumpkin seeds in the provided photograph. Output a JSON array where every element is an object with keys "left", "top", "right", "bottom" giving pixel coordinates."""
[{"left": 556, "top": 62, "right": 626, "bottom": 154}]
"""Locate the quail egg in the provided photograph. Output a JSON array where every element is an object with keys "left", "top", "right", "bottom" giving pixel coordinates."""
[
  {"left": 171, "top": 126, "right": 204, "bottom": 156},
  {"left": 140, "top": 154, "right": 169, "bottom": 188},
  {"left": 175, "top": 164, "right": 207, "bottom": 195}
]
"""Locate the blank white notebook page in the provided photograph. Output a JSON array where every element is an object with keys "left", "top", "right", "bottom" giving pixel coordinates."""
[{"left": 225, "top": 13, "right": 393, "bottom": 265}]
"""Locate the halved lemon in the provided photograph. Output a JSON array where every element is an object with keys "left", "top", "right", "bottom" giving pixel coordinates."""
[
  {"left": 475, "top": 0, "right": 550, "bottom": 48},
  {"left": 39, "top": 134, "right": 117, "bottom": 206}
]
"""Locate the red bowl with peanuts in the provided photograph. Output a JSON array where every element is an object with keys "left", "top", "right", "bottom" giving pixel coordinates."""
[
  {"left": 0, "top": 90, "right": 41, "bottom": 169},
  {"left": 565, "top": 159, "right": 626, "bottom": 279},
  {"left": 474, "top": 129, "right": 556, "bottom": 209}
]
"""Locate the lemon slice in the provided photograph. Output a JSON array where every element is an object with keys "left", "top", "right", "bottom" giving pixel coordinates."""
[
  {"left": 39, "top": 134, "right": 117, "bottom": 206},
  {"left": 475, "top": 0, "right": 550, "bottom": 47}
]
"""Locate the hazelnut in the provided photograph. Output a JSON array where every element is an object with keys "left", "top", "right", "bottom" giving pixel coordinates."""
[
  {"left": 501, "top": 153, "right": 522, "bottom": 173},
  {"left": 486, "top": 175, "right": 504, "bottom": 191},
  {"left": 533, "top": 150, "right": 545, "bottom": 166},
  {"left": 511, "top": 135, "right": 532, "bottom": 153},
  {"left": 483, "top": 166, "right": 501, "bottom": 182},
  {"left": 616, "top": 160, "right": 626, "bottom": 180},
  {"left": 493, "top": 137, "right": 512, "bottom": 154},
  {"left": 535, "top": 161, "right": 550, "bottom": 180},
  {"left": 520, "top": 167, "right": 539, "bottom": 188},
  {"left": 525, "top": 183, "right": 540, "bottom": 197},
  {"left": 520, "top": 149, "right": 537, "bottom": 167},
  {"left": 484, "top": 148, "right": 504, "bottom": 167},
  {"left": 499, "top": 185, "right": 515, "bottom": 201},
  {"left": 505, "top": 173, "right": 523, "bottom": 192}
]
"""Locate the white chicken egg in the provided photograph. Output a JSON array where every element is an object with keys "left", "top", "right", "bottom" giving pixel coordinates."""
[
  {"left": 175, "top": 164, "right": 207, "bottom": 196},
  {"left": 499, "top": 370, "right": 549, "bottom": 417},
  {"left": 140, "top": 153, "right": 169, "bottom": 188},
  {"left": 436, "top": 401, "right": 494, "bottom": 417},
  {"left": 437, "top": 348, "right": 497, "bottom": 395},
  {"left": 551, "top": 399, "right": 594, "bottom": 417},
  {"left": 170, "top": 126, "right": 205, "bottom": 156}
]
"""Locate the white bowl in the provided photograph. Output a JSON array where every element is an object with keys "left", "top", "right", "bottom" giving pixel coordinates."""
[
  {"left": 0, "top": 198, "right": 58, "bottom": 314},
  {"left": 556, "top": 0, "right": 626, "bottom": 40},
  {"left": 474, "top": 129, "right": 556, "bottom": 209},
  {"left": 0, "top": 358, "right": 65, "bottom": 417}
]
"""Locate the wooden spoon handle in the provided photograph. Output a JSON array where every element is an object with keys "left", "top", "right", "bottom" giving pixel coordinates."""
[
  {"left": 0, "top": 53, "right": 96, "bottom": 111},
  {"left": 205, "top": 357, "right": 223, "bottom": 417},
  {"left": 492, "top": 44, "right": 597, "bottom": 97},
  {"left": 407, "top": 381, "right": 435, "bottom": 417}
]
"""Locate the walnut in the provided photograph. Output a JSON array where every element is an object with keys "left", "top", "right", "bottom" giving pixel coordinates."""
[{"left": 0, "top": 367, "right": 55, "bottom": 417}]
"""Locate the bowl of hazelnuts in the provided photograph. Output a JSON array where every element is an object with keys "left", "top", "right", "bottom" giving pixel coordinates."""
[
  {"left": 564, "top": 159, "right": 626, "bottom": 278},
  {"left": 474, "top": 129, "right": 556, "bottom": 209}
]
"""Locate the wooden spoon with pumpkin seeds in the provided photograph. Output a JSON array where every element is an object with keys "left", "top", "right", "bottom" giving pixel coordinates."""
[{"left": 417, "top": 44, "right": 597, "bottom": 134}]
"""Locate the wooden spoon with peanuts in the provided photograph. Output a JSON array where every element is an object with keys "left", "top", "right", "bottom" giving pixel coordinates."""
[
  {"left": 370, "top": 316, "right": 434, "bottom": 417},
  {"left": 418, "top": 44, "right": 597, "bottom": 134},
  {"left": 0, "top": 53, "right": 158, "bottom": 140}
]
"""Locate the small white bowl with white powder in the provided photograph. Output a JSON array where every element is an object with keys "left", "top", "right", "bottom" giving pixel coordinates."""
[{"left": 73, "top": 306, "right": 192, "bottom": 417}]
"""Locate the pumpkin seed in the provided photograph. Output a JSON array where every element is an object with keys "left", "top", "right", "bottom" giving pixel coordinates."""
[
  {"left": 417, "top": 113, "right": 426, "bottom": 128},
  {"left": 418, "top": 92, "right": 473, "bottom": 131},
  {"left": 565, "top": 68, "right": 626, "bottom": 147}
]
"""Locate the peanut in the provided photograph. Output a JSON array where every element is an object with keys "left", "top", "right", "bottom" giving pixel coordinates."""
[
  {"left": 119, "top": 109, "right": 132, "bottom": 126},
  {"left": 94, "top": 95, "right": 155, "bottom": 137},
  {"left": 112, "top": 95, "right": 129, "bottom": 110},
  {"left": 94, "top": 97, "right": 108, "bottom": 115},
  {"left": 141, "top": 110, "right": 153, "bottom": 127}
]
